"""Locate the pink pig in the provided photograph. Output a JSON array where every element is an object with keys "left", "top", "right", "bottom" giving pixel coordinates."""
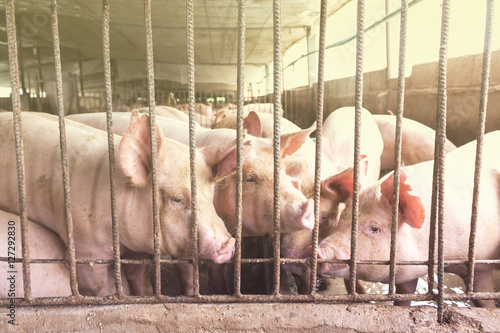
[
  {"left": 0, "top": 111, "right": 238, "bottom": 296},
  {"left": 317, "top": 130, "right": 500, "bottom": 307}
]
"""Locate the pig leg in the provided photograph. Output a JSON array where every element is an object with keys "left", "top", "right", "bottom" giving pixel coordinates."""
[
  {"left": 76, "top": 264, "right": 114, "bottom": 296},
  {"left": 176, "top": 263, "right": 194, "bottom": 296},
  {"left": 343, "top": 278, "right": 367, "bottom": 295},
  {"left": 470, "top": 269, "right": 496, "bottom": 308},
  {"left": 296, "top": 270, "right": 311, "bottom": 294},
  {"left": 394, "top": 278, "right": 418, "bottom": 306},
  {"left": 125, "top": 263, "right": 152, "bottom": 296},
  {"left": 209, "top": 263, "right": 229, "bottom": 294}
]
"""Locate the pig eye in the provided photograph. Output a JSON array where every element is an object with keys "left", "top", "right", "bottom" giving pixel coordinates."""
[
  {"left": 370, "top": 226, "right": 381, "bottom": 234},
  {"left": 171, "top": 196, "right": 183, "bottom": 204},
  {"left": 245, "top": 175, "right": 256, "bottom": 182}
]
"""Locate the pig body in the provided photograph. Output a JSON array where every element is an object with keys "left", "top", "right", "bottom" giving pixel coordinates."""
[
  {"left": 373, "top": 114, "right": 457, "bottom": 170},
  {"left": 0, "top": 112, "right": 237, "bottom": 296},
  {"left": 322, "top": 107, "right": 383, "bottom": 185},
  {"left": 0, "top": 210, "right": 71, "bottom": 298},
  {"left": 318, "top": 131, "right": 500, "bottom": 307}
]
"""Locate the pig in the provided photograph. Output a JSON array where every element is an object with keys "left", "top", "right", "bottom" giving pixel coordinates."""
[
  {"left": 0, "top": 210, "right": 71, "bottom": 298},
  {"left": 136, "top": 105, "right": 191, "bottom": 123},
  {"left": 317, "top": 130, "right": 500, "bottom": 307},
  {"left": 176, "top": 103, "right": 214, "bottom": 127},
  {"left": 213, "top": 111, "right": 300, "bottom": 137},
  {"left": 177, "top": 102, "right": 214, "bottom": 117},
  {"left": 373, "top": 114, "right": 457, "bottom": 170},
  {"left": 0, "top": 111, "right": 239, "bottom": 296}
]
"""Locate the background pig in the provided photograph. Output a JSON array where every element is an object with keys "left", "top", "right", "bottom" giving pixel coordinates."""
[
  {"left": 318, "top": 131, "right": 500, "bottom": 307},
  {"left": 281, "top": 107, "right": 384, "bottom": 293},
  {"left": 0, "top": 210, "right": 71, "bottom": 298},
  {"left": 212, "top": 111, "right": 299, "bottom": 137},
  {"left": 373, "top": 114, "right": 457, "bottom": 170},
  {"left": 0, "top": 111, "right": 237, "bottom": 296}
]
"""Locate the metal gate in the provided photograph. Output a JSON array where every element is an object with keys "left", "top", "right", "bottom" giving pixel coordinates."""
[{"left": 0, "top": 0, "right": 497, "bottom": 324}]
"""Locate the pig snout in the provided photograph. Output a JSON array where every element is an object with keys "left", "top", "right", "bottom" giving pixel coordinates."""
[
  {"left": 316, "top": 245, "right": 349, "bottom": 277},
  {"left": 300, "top": 199, "right": 314, "bottom": 230},
  {"left": 281, "top": 248, "right": 310, "bottom": 275},
  {"left": 208, "top": 237, "right": 236, "bottom": 264}
]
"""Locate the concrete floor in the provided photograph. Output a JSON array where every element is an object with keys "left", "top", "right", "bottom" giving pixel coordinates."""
[{"left": 2, "top": 303, "right": 500, "bottom": 332}]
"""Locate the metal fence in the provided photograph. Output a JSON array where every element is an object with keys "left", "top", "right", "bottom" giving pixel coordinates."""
[{"left": 0, "top": 0, "right": 497, "bottom": 324}]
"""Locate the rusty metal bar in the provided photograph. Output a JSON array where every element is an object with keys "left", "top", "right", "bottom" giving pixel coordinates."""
[
  {"left": 433, "top": 0, "right": 451, "bottom": 323},
  {"left": 466, "top": 0, "right": 495, "bottom": 297},
  {"left": 102, "top": 0, "right": 123, "bottom": 298},
  {"left": 50, "top": 0, "right": 79, "bottom": 297},
  {"left": 388, "top": 0, "right": 408, "bottom": 299},
  {"left": 186, "top": 0, "right": 200, "bottom": 297},
  {"left": 349, "top": 0, "right": 365, "bottom": 298},
  {"left": 143, "top": 0, "right": 162, "bottom": 297},
  {"left": 11, "top": 289, "right": 500, "bottom": 307},
  {"left": 6, "top": 256, "right": 494, "bottom": 267},
  {"left": 233, "top": 0, "right": 246, "bottom": 298},
  {"left": 16, "top": 14, "right": 26, "bottom": 96},
  {"left": 272, "top": 0, "right": 282, "bottom": 296},
  {"left": 309, "top": 0, "right": 328, "bottom": 297},
  {"left": 5, "top": 0, "right": 32, "bottom": 301}
]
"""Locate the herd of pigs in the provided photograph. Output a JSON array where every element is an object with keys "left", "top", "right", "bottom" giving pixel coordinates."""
[{"left": 0, "top": 105, "right": 499, "bottom": 308}]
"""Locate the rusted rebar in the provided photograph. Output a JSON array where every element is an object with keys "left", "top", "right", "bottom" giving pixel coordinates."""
[
  {"left": 310, "top": 0, "right": 328, "bottom": 296},
  {"left": 234, "top": 0, "right": 246, "bottom": 298},
  {"left": 50, "top": 0, "right": 79, "bottom": 297},
  {"left": 102, "top": 0, "right": 123, "bottom": 298},
  {"left": 143, "top": 0, "right": 162, "bottom": 297},
  {"left": 272, "top": 0, "right": 282, "bottom": 297},
  {"left": 349, "top": 0, "right": 365, "bottom": 299},
  {"left": 186, "top": 0, "right": 200, "bottom": 297},
  {"left": 466, "top": 0, "right": 495, "bottom": 297},
  {"left": 5, "top": 0, "right": 31, "bottom": 301},
  {"left": 388, "top": 0, "right": 408, "bottom": 299}
]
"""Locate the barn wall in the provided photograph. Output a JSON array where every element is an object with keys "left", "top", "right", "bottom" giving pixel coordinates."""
[{"left": 301, "top": 50, "right": 500, "bottom": 146}]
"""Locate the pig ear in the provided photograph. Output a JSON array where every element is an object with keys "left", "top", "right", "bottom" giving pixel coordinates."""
[
  {"left": 243, "top": 111, "right": 262, "bottom": 137},
  {"left": 321, "top": 167, "right": 355, "bottom": 202},
  {"left": 202, "top": 139, "right": 252, "bottom": 180},
  {"left": 380, "top": 170, "right": 425, "bottom": 229},
  {"left": 119, "top": 110, "right": 167, "bottom": 186},
  {"left": 280, "top": 122, "right": 316, "bottom": 159},
  {"left": 213, "top": 108, "right": 228, "bottom": 128}
]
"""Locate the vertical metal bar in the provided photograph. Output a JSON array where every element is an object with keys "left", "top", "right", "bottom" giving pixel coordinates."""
[
  {"left": 143, "top": 0, "right": 162, "bottom": 297},
  {"left": 388, "top": 0, "right": 408, "bottom": 298},
  {"left": 102, "top": 0, "right": 123, "bottom": 299},
  {"left": 50, "top": 0, "right": 79, "bottom": 296},
  {"left": 233, "top": 0, "right": 246, "bottom": 298},
  {"left": 466, "top": 0, "right": 495, "bottom": 296},
  {"left": 349, "top": 0, "right": 365, "bottom": 297},
  {"left": 432, "top": 0, "right": 451, "bottom": 323},
  {"left": 16, "top": 16, "right": 26, "bottom": 96},
  {"left": 36, "top": 46, "right": 44, "bottom": 94},
  {"left": 272, "top": 0, "right": 282, "bottom": 296},
  {"left": 309, "top": 0, "right": 328, "bottom": 297},
  {"left": 186, "top": 0, "right": 200, "bottom": 297},
  {"left": 385, "top": 0, "right": 392, "bottom": 81},
  {"left": 79, "top": 50, "right": 85, "bottom": 98},
  {"left": 5, "top": 0, "right": 32, "bottom": 301}
]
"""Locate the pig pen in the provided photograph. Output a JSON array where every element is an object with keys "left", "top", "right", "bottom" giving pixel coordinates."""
[{"left": 1, "top": 0, "right": 500, "bottom": 331}]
